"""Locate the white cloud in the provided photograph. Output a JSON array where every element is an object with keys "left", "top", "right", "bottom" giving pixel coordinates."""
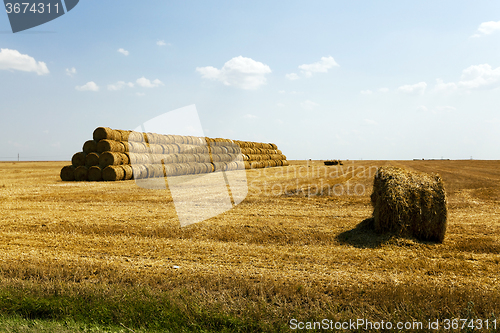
[
  {"left": 107, "top": 81, "right": 134, "bottom": 91},
  {"left": 434, "top": 78, "right": 457, "bottom": 92},
  {"left": 416, "top": 105, "right": 428, "bottom": 112},
  {"left": 458, "top": 64, "right": 500, "bottom": 89},
  {"left": 378, "top": 87, "right": 389, "bottom": 93},
  {"left": 298, "top": 56, "right": 339, "bottom": 77},
  {"left": 157, "top": 40, "right": 170, "bottom": 46},
  {"left": 0, "top": 48, "right": 49, "bottom": 75},
  {"left": 196, "top": 56, "right": 272, "bottom": 90},
  {"left": 300, "top": 100, "right": 319, "bottom": 111},
  {"left": 65, "top": 67, "right": 76, "bottom": 77},
  {"left": 118, "top": 48, "right": 129, "bottom": 56},
  {"left": 285, "top": 73, "right": 299, "bottom": 80},
  {"left": 435, "top": 64, "right": 500, "bottom": 92},
  {"left": 136, "top": 77, "right": 163, "bottom": 88},
  {"left": 136, "top": 92, "right": 145, "bottom": 97},
  {"left": 75, "top": 81, "right": 99, "bottom": 92},
  {"left": 436, "top": 105, "right": 456, "bottom": 112},
  {"left": 276, "top": 103, "right": 285, "bottom": 107},
  {"left": 364, "top": 118, "right": 378, "bottom": 125},
  {"left": 473, "top": 21, "right": 500, "bottom": 37},
  {"left": 397, "top": 81, "right": 427, "bottom": 95},
  {"left": 360, "top": 89, "right": 373, "bottom": 95},
  {"left": 243, "top": 114, "right": 258, "bottom": 119}
]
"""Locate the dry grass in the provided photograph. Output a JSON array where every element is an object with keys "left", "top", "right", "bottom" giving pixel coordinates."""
[{"left": 0, "top": 160, "right": 499, "bottom": 331}]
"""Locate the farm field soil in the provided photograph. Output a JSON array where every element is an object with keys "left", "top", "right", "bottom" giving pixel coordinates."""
[{"left": 0, "top": 160, "right": 499, "bottom": 332}]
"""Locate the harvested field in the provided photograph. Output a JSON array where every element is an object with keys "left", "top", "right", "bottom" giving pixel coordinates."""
[{"left": 0, "top": 160, "right": 499, "bottom": 331}]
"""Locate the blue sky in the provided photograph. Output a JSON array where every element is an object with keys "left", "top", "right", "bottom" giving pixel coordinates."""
[{"left": 1, "top": 0, "right": 500, "bottom": 161}]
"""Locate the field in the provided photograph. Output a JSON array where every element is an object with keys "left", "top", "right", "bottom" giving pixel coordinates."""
[{"left": 0, "top": 160, "right": 499, "bottom": 332}]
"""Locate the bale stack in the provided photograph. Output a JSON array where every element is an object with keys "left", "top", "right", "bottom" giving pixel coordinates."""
[
  {"left": 60, "top": 127, "right": 288, "bottom": 182},
  {"left": 370, "top": 166, "right": 448, "bottom": 243}
]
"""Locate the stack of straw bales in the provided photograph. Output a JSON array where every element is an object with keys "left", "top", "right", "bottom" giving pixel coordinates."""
[
  {"left": 60, "top": 127, "right": 288, "bottom": 182},
  {"left": 370, "top": 166, "right": 448, "bottom": 243}
]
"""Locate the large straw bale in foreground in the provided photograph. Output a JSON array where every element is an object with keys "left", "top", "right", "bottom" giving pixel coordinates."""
[{"left": 370, "top": 166, "right": 447, "bottom": 243}]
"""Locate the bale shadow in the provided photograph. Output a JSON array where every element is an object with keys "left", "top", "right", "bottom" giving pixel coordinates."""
[
  {"left": 336, "top": 217, "right": 442, "bottom": 248},
  {"left": 335, "top": 218, "right": 394, "bottom": 248}
]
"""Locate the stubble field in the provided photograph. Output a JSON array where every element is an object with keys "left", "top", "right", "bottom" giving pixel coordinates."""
[{"left": 0, "top": 160, "right": 499, "bottom": 332}]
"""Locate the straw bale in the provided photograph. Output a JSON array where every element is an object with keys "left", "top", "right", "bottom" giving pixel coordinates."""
[
  {"left": 93, "top": 127, "right": 120, "bottom": 141},
  {"left": 116, "top": 130, "right": 131, "bottom": 142},
  {"left": 85, "top": 152, "right": 100, "bottom": 168},
  {"left": 164, "top": 164, "right": 177, "bottom": 176},
  {"left": 83, "top": 140, "right": 98, "bottom": 154},
  {"left": 88, "top": 166, "right": 102, "bottom": 181},
  {"left": 127, "top": 131, "right": 144, "bottom": 142},
  {"left": 127, "top": 141, "right": 148, "bottom": 153},
  {"left": 60, "top": 165, "right": 75, "bottom": 181},
  {"left": 121, "top": 165, "right": 134, "bottom": 180},
  {"left": 71, "top": 152, "right": 86, "bottom": 167},
  {"left": 131, "top": 164, "right": 147, "bottom": 179},
  {"left": 370, "top": 166, "right": 448, "bottom": 243},
  {"left": 102, "top": 165, "right": 125, "bottom": 181},
  {"left": 74, "top": 166, "right": 88, "bottom": 181},
  {"left": 97, "top": 139, "right": 126, "bottom": 153},
  {"left": 99, "top": 152, "right": 127, "bottom": 168}
]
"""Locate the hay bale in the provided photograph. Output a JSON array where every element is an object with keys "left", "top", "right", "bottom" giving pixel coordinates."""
[
  {"left": 97, "top": 139, "right": 127, "bottom": 153},
  {"left": 128, "top": 141, "right": 148, "bottom": 153},
  {"left": 370, "top": 166, "right": 448, "bottom": 243},
  {"left": 83, "top": 140, "right": 98, "bottom": 154},
  {"left": 102, "top": 165, "right": 125, "bottom": 181},
  {"left": 131, "top": 164, "right": 147, "bottom": 179},
  {"left": 121, "top": 165, "right": 134, "bottom": 180},
  {"left": 88, "top": 166, "right": 102, "bottom": 181},
  {"left": 128, "top": 131, "right": 143, "bottom": 142},
  {"left": 60, "top": 165, "right": 75, "bottom": 181},
  {"left": 74, "top": 166, "right": 88, "bottom": 181},
  {"left": 85, "top": 153, "right": 100, "bottom": 168},
  {"left": 71, "top": 152, "right": 86, "bottom": 167},
  {"left": 93, "top": 127, "right": 120, "bottom": 141},
  {"left": 99, "top": 152, "right": 127, "bottom": 168}
]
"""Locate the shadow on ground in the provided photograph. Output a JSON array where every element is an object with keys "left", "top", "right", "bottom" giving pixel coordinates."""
[
  {"left": 335, "top": 218, "right": 394, "bottom": 248},
  {"left": 337, "top": 218, "right": 443, "bottom": 248}
]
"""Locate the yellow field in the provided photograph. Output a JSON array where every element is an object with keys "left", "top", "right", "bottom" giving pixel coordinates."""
[{"left": 0, "top": 160, "right": 499, "bottom": 330}]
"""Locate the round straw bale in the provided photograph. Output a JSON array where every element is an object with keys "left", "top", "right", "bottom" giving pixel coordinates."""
[
  {"left": 127, "top": 141, "right": 145, "bottom": 153},
  {"left": 127, "top": 131, "right": 143, "bottom": 142},
  {"left": 85, "top": 152, "right": 100, "bottom": 168},
  {"left": 149, "top": 144, "right": 163, "bottom": 154},
  {"left": 131, "top": 164, "right": 147, "bottom": 179},
  {"left": 99, "top": 152, "right": 127, "bottom": 168},
  {"left": 93, "top": 127, "right": 120, "bottom": 141},
  {"left": 71, "top": 152, "right": 86, "bottom": 167},
  {"left": 269, "top": 143, "right": 278, "bottom": 149},
  {"left": 164, "top": 164, "right": 177, "bottom": 176},
  {"left": 171, "top": 135, "right": 183, "bottom": 144},
  {"left": 212, "top": 162, "right": 227, "bottom": 172},
  {"left": 370, "top": 167, "right": 448, "bottom": 243},
  {"left": 143, "top": 164, "right": 155, "bottom": 178},
  {"left": 74, "top": 166, "right": 88, "bottom": 181},
  {"left": 102, "top": 165, "right": 124, "bottom": 181},
  {"left": 120, "top": 165, "right": 134, "bottom": 180},
  {"left": 116, "top": 130, "right": 131, "bottom": 142},
  {"left": 88, "top": 166, "right": 102, "bottom": 181},
  {"left": 60, "top": 165, "right": 75, "bottom": 181},
  {"left": 83, "top": 140, "right": 98, "bottom": 154},
  {"left": 97, "top": 139, "right": 125, "bottom": 153}
]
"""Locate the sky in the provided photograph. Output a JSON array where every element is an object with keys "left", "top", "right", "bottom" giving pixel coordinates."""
[{"left": 1, "top": 0, "right": 500, "bottom": 161}]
